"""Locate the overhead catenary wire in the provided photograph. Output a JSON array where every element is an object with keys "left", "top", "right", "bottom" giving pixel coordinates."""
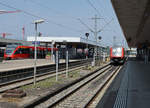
[
  {"left": 0, "top": 1, "right": 82, "bottom": 33},
  {"left": 86, "top": 0, "right": 102, "bottom": 17},
  {"left": 24, "top": 0, "right": 93, "bottom": 33},
  {"left": 97, "top": 0, "right": 124, "bottom": 35},
  {"left": 96, "top": 0, "right": 112, "bottom": 21},
  {"left": 78, "top": 18, "right": 94, "bottom": 33},
  {"left": 95, "top": 0, "right": 124, "bottom": 45},
  {"left": 25, "top": 0, "right": 77, "bottom": 20},
  {"left": 96, "top": 0, "right": 120, "bottom": 33},
  {"left": 25, "top": 0, "right": 112, "bottom": 35},
  {"left": 98, "top": 18, "right": 114, "bottom": 32},
  {"left": 86, "top": 0, "right": 108, "bottom": 24},
  {"left": 85, "top": 0, "right": 126, "bottom": 47},
  {"left": 86, "top": 0, "right": 116, "bottom": 30}
]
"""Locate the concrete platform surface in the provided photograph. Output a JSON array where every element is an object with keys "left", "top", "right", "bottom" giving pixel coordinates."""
[
  {"left": 97, "top": 59, "right": 150, "bottom": 108},
  {"left": 126, "top": 61, "right": 150, "bottom": 108},
  {"left": 0, "top": 59, "right": 77, "bottom": 72}
]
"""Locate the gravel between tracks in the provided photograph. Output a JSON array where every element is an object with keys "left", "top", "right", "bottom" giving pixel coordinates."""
[
  {"left": 0, "top": 63, "right": 109, "bottom": 108},
  {"left": 34, "top": 65, "right": 112, "bottom": 108},
  {"left": 53, "top": 67, "right": 115, "bottom": 108}
]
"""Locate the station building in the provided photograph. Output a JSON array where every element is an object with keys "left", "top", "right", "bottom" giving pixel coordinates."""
[
  {"left": 0, "top": 36, "right": 109, "bottom": 60},
  {"left": 27, "top": 36, "right": 106, "bottom": 59}
]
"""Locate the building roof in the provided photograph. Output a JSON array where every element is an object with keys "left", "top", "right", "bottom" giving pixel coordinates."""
[{"left": 27, "top": 36, "right": 101, "bottom": 46}]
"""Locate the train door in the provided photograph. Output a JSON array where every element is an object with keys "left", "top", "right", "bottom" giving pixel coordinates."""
[{"left": 22, "top": 48, "right": 30, "bottom": 58}]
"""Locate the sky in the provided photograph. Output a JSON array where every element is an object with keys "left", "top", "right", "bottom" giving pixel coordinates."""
[{"left": 0, "top": 0, "right": 127, "bottom": 47}]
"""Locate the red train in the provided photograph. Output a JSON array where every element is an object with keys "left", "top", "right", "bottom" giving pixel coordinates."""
[
  {"left": 110, "top": 46, "right": 125, "bottom": 63},
  {"left": 4, "top": 44, "right": 58, "bottom": 60}
]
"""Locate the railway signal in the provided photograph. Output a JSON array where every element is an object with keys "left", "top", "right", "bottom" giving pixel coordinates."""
[
  {"left": 85, "top": 33, "right": 89, "bottom": 37},
  {"left": 22, "top": 27, "right": 25, "bottom": 41},
  {"left": 98, "top": 36, "right": 102, "bottom": 65},
  {"left": 85, "top": 33, "right": 89, "bottom": 59},
  {"left": 98, "top": 36, "right": 101, "bottom": 40},
  {"left": 79, "top": 16, "right": 113, "bottom": 66}
]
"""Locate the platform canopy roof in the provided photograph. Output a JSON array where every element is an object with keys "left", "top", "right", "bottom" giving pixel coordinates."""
[
  {"left": 27, "top": 36, "right": 102, "bottom": 47},
  {"left": 111, "top": 0, "right": 150, "bottom": 48}
]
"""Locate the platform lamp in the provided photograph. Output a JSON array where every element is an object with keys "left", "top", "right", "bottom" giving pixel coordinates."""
[
  {"left": 33, "top": 19, "right": 44, "bottom": 85},
  {"left": 98, "top": 36, "right": 102, "bottom": 65},
  {"left": 85, "top": 33, "right": 89, "bottom": 59}
]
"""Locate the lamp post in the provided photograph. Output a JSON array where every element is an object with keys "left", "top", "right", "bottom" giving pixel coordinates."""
[
  {"left": 33, "top": 19, "right": 44, "bottom": 85},
  {"left": 85, "top": 33, "right": 89, "bottom": 59}
]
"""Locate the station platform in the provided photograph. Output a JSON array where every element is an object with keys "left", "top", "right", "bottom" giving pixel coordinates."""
[
  {"left": 97, "top": 58, "right": 150, "bottom": 108},
  {"left": 0, "top": 59, "right": 77, "bottom": 72}
]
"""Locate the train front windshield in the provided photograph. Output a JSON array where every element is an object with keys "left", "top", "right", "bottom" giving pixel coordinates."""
[
  {"left": 5, "top": 45, "right": 17, "bottom": 55},
  {"left": 112, "top": 47, "right": 122, "bottom": 57}
]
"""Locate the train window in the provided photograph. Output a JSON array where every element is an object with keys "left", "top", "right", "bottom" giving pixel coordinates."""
[
  {"left": 6, "top": 47, "right": 16, "bottom": 55},
  {"left": 14, "top": 48, "right": 21, "bottom": 54},
  {"left": 20, "top": 48, "right": 30, "bottom": 54},
  {"left": 14, "top": 48, "right": 28, "bottom": 54},
  {"left": 6, "top": 45, "right": 17, "bottom": 49},
  {"left": 14, "top": 50, "right": 20, "bottom": 54},
  {"left": 0, "top": 49, "right": 4, "bottom": 57},
  {"left": 25, "top": 48, "right": 30, "bottom": 54}
]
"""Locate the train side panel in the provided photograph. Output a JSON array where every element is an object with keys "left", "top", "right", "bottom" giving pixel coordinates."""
[{"left": 4, "top": 45, "right": 58, "bottom": 60}]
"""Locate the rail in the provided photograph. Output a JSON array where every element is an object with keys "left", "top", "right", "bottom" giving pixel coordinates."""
[
  {"left": 23, "top": 63, "right": 112, "bottom": 108},
  {"left": 0, "top": 59, "right": 93, "bottom": 86}
]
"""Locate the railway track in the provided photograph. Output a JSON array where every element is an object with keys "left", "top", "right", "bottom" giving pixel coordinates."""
[
  {"left": 23, "top": 64, "right": 122, "bottom": 108},
  {"left": 0, "top": 59, "right": 92, "bottom": 86},
  {"left": 0, "top": 59, "right": 96, "bottom": 93},
  {"left": 85, "top": 66, "right": 122, "bottom": 108}
]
